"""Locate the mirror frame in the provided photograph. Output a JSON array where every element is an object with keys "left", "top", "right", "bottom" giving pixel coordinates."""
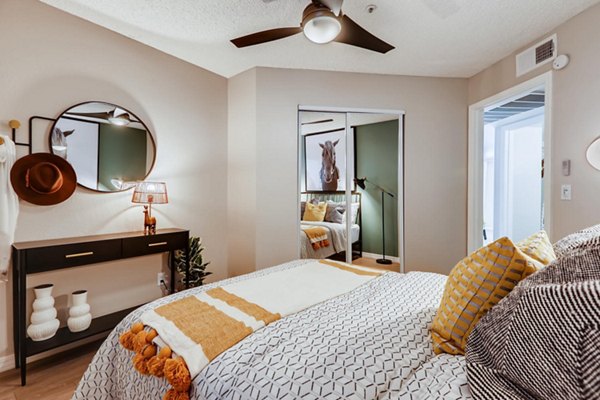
[
  {"left": 49, "top": 101, "right": 157, "bottom": 193},
  {"left": 586, "top": 136, "right": 600, "bottom": 171}
]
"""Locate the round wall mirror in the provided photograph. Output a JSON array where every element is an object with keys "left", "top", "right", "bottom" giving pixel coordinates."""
[
  {"left": 50, "top": 101, "right": 156, "bottom": 192},
  {"left": 587, "top": 137, "right": 600, "bottom": 171}
]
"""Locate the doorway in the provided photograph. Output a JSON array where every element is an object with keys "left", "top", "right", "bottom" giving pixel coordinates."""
[
  {"left": 468, "top": 73, "right": 552, "bottom": 252},
  {"left": 297, "top": 107, "right": 405, "bottom": 271}
]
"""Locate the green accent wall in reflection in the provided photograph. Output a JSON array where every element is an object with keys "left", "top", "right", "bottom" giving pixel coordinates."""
[
  {"left": 98, "top": 124, "right": 147, "bottom": 191},
  {"left": 355, "top": 120, "right": 399, "bottom": 257}
]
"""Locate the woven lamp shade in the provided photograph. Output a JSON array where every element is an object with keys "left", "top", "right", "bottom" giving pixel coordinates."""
[{"left": 131, "top": 182, "right": 168, "bottom": 204}]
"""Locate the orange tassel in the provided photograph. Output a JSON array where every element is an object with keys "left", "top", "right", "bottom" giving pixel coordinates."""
[
  {"left": 133, "top": 353, "right": 149, "bottom": 375},
  {"left": 146, "top": 329, "right": 158, "bottom": 343},
  {"left": 164, "top": 357, "right": 191, "bottom": 392},
  {"left": 119, "top": 331, "right": 136, "bottom": 351},
  {"left": 163, "top": 388, "right": 190, "bottom": 400},
  {"left": 134, "top": 331, "right": 148, "bottom": 353},
  {"left": 147, "top": 355, "right": 167, "bottom": 377},
  {"left": 131, "top": 322, "right": 144, "bottom": 334},
  {"left": 142, "top": 344, "right": 157, "bottom": 359},
  {"left": 158, "top": 346, "right": 172, "bottom": 359}
]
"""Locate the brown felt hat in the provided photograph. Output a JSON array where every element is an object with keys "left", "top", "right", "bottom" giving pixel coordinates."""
[{"left": 10, "top": 153, "right": 77, "bottom": 206}]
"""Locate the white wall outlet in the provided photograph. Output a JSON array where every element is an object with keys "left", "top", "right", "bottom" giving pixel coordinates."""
[
  {"left": 561, "top": 184, "right": 572, "bottom": 200},
  {"left": 157, "top": 272, "right": 165, "bottom": 287}
]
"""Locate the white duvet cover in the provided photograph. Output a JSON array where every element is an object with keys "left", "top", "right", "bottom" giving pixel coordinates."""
[{"left": 73, "top": 260, "right": 471, "bottom": 400}]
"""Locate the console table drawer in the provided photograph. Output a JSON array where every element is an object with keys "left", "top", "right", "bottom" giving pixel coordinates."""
[
  {"left": 25, "top": 239, "right": 122, "bottom": 273},
  {"left": 122, "top": 232, "right": 188, "bottom": 258}
]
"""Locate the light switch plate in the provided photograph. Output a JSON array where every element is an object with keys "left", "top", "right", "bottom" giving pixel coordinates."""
[
  {"left": 562, "top": 160, "right": 571, "bottom": 176},
  {"left": 561, "top": 184, "right": 572, "bottom": 200}
]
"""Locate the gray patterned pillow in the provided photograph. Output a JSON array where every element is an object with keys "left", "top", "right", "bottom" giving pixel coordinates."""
[
  {"left": 466, "top": 227, "right": 600, "bottom": 400},
  {"left": 329, "top": 206, "right": 345, "bottom": 224},
  {"left": 325, "top": 201, "right": 343, "bottom": 222},
  {"left": 553, "top": 223, "right": 600, "bottom": 258}
]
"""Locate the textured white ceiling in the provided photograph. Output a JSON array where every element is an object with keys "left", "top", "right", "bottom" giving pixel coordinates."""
[{"left": 40, "top": 0, "right": 600, "bottom": 78}]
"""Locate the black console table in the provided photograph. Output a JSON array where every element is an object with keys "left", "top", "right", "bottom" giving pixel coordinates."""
[{"left": 12, "top": 228, "right": 189, "bottom": 385}]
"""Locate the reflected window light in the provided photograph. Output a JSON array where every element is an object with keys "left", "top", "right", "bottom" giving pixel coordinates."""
[{"left": 110, "top": 179, "right": 137, "bottom": 190}]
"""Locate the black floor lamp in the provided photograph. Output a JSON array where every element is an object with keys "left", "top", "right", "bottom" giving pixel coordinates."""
[{"left": 355, "top": 177, "right": 395, "bottom": 265}]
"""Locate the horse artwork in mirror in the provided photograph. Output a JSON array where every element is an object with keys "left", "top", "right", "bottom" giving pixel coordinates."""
[
  {"left": 304, "top": 128, "right": 350, "bottom": 192},
  {"left": 50, "top": 101, "right": 156, "bottom": 192}
]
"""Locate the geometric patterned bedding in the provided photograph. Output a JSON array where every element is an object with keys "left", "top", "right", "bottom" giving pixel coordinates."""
[{"left": 73, "top": 259, "right": 472, "bottom": 400}]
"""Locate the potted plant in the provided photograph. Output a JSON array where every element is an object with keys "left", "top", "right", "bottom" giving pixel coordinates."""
[{"left": 174, "top": 236, "right": 211, "bottom": 290}]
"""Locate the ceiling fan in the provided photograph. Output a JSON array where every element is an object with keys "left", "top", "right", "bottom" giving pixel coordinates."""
[
  {"left": 231, "top": 0, "right": 394, "bottom": 54},
  {"left": 65, "top": 109, "right": 138, "bottom": 126}
]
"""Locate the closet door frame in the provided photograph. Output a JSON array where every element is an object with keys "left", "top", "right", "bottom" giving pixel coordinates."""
[{"left": 297, "top": 106, "right": 406, "bottom": 272}]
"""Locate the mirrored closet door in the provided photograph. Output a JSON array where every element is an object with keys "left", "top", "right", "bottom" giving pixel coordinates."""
[{"left": 297, "top": 108, "right": 404, "bottom": 271}]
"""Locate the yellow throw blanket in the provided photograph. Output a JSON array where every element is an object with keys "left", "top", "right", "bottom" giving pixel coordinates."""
[
  {"left": 119, "top": 260, "right": 385, "bottom": 400},
  {"left": 302, "top": 225, "right": 330, "bottom": 250}
]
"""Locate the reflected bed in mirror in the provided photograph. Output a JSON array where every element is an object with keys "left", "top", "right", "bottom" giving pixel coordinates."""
[
  {"left": 50, "top": 101, "right": 156, "bottom": 192},
  {"left": 299, "top": 192, "right": 362, "bottom": 261}
]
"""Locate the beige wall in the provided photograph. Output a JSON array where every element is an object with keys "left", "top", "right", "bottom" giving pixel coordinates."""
[
  {"left": 229, "top": 67, "right": 468, "bottom": 275},
  {"left": 0, "top": 0, "right": 228, "bottom": 361},
  {"left": 227, "top": 70, "right": 257, "bottom": 276},
  {"left": 468, "top": 2, "right": 600, "bottom": 240}
]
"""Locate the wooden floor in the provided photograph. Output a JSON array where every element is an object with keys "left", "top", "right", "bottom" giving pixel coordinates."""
[
  {"left": 0, "top": 340, "right": 101, "bottom": 400},
  {"left": 353, "top": 256, "right": 401, "bottom": 272}
]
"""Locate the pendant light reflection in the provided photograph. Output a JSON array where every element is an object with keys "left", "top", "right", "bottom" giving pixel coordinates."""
[{"left": 108, "top": 109, "right": 131, "bottom": 126}]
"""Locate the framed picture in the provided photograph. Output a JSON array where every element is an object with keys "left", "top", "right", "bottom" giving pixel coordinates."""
[{"left": 304, "top": 128, "right": 351, "bottom": 192}]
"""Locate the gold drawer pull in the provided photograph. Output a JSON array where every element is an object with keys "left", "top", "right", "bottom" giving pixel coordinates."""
[
  {"left": 148, "top": 242, "right": 168, "bottom": 247},
  {"left": 65, "top": 251, "right": 94, "bottom": 259}
]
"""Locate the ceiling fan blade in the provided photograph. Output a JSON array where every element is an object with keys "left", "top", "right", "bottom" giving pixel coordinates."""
[
  {"left": 231, "top": 27, "right": 303, "bottom": 48},
  {"left": 66, "top": 111, "right": 140, "bottom": 123},
  {"left": 301, "top": 118, "right": 334, "bottom": 125},
  {"left": 66, "top": 111, "right": 112, "bottom": 120},
  {"left": 319, "top": 0, "right": 343, "bottom": 16},
  {"left": 334, "top": 15, "right": 394, "bottom": 54}
]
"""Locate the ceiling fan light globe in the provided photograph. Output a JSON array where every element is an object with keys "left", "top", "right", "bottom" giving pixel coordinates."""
[{"left": 302, "top": 6, "right": 341, "bottom": 44}]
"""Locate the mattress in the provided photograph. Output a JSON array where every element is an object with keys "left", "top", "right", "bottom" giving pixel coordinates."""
[
  {"left": 73, "top": 260, "right": 471, "bottom": 400},
  {"left": 300, "top": 221, "right": 360, "bottom": 259}
]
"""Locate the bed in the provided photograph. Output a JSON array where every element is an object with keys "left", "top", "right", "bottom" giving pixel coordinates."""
[
  {"left": 300, "top": 192, "right": 362, "bottom": 260},
  {"left": 73, "top": 259, "right": 471, "bottom": 400},
  {"left": 300, "top": 221, "right": 361, "bottom": 259}
]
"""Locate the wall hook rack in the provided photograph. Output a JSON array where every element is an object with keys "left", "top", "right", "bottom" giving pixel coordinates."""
[{"left": 9, "top": 116, "right": 56, "bottom": 155}]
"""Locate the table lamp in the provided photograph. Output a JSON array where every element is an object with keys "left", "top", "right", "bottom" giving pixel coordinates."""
[{"left": 131, "top": 181, "right": 168, "bottom": 235}]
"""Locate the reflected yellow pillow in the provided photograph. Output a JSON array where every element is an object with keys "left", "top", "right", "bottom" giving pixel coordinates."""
[
  {"left": 431, "top": 237, "right": 543, "bottom": 355},
  {"left": 517, "top": 230, "right": 556, "bottom": 266},
  {"left": 303, "top": 202, "right": 327, "bottom": 222}
]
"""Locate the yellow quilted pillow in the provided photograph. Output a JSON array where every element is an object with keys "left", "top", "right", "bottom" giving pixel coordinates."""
[
  {"left": 517, "top": 230, "right": 556, "bottom": 266},
  {"left": 303, "top": 202, "right": 327, "bottom": 222},
  {"left": 431, "top": 237, "right": 543, "bottom": 355}
]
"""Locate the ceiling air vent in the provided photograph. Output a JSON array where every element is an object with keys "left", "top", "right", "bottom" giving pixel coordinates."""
[{"left": 516, "top": 34, "right": 557, "bottom": 77}]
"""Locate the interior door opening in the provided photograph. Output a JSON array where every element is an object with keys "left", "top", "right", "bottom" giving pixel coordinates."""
[{"left": 482, "top": 88, "right": 546, "bottom": 244}]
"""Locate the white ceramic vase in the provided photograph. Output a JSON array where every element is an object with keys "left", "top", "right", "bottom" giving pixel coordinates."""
[
  {"left": 27, "top": 284, "right": 60, "bottom": 341},
  {"left": 67, "top": 290, "right": 92, "bottom": 333}
]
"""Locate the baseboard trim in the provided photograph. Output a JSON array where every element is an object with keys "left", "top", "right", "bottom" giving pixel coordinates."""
[
  {"left": 0, "top": 354, "right": 15, "bottom": 373},
  {"left": 361, "top": 252, "right": 400, "bottom": 264},
  {"left": 0, "top": 332, "right": 108, "bottom": 373}
]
